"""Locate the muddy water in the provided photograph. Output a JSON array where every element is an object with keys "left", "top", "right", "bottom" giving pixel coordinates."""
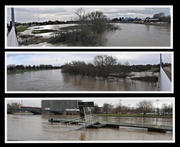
[
  {"left": 6, "top": 69, "right": 158, "bottom": 91},
  {"left": 6, "top": 114, "right": 173, "bottom": 142},
  {"left": 104, "top": 23, "right": 171, "bottom": 47},
  {"left": 17, "top": 23, "right": 171, "bottom": 47}
]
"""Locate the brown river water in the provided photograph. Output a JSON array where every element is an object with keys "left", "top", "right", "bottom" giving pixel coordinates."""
[
  {"left": 6, "top": 114, "right": 173, "bottom": 143},
  {"left": 6, "top": 69, "right": 159, "bottom": 92}
]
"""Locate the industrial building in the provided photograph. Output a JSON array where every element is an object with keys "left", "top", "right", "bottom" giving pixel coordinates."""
[{"left": 41, "top": 100, "right": 82, "bottom": 115}]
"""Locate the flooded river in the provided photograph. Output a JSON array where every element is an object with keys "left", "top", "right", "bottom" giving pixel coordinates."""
[
  {"left": 6, "top": 69, "right": 158, "bottom": 92},
  {"left": 104, "top": 23, "right": 171, "bottom": 47},
  {"left": 6, "top": 114, "right": 173, "bottom": 142},
  {"left": 17, "top": 23, "right": 171, "bottom": 47}
]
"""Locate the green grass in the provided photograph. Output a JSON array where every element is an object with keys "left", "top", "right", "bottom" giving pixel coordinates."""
[
  {"left": 7, "top": 69, "right": 48, "bottom": 75},
  {"left": 60, "top": 25, "right": 81, "bottom": 30},
  {"left": 96, "top": 113, "right": 172, "bottom": 118},
  {"left": 16, "top": 25, "right": 29, "bottom": 32},
  {"left": 32, "top": 29, "right": 57, "bottom": 34}
]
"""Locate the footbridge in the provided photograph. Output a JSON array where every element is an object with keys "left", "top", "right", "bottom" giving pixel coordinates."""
[
  {"left": 7, "top": 8, "right": 18, "bottom": 47},
  {"left": 157, "top": 54, "right": 172, "bottom": 91}
]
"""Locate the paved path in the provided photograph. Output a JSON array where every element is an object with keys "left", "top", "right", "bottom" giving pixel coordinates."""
[{"left": 163, "top": 67, "right": 171, "bottom": 81}]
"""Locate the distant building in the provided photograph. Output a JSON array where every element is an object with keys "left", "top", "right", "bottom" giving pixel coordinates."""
[
  {"left": 65, "top": 108, "right": 80, "bottom": 115},
  {"left": 41, "top": 100, "right": 82, "bottom": 115}
]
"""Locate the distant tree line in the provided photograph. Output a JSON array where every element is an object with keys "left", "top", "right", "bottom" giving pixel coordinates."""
[
  {"left": 153, "top": 12, "right": 171, "bottom": 23},
  {"left": 7, "top": 64, "right": 61, "bottom": 72},
  {"left": 93, "top": 100, "right": 173, "bottom": 116},
  {"left": 14, "top": 20, "right": 79, "bottom": 27}
]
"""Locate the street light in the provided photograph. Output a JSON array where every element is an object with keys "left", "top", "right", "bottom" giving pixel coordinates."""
[
  {"left": 119, "top": 100, "right": 122, "bottom": 124},
  {"left": 119, "top": 100, "right": 122, "bottom": 114},
  {"left": 156, "top": 99, "right": 159, "bottom": 115},
  {"left": 156, "top": 99, "right": 159, "bottom": 126}
]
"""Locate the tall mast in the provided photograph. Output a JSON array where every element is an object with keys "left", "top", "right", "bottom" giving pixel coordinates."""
[
  {"left": 11, "top": 8, "right": 15, "bottom": 27},
  {"left": 160, "top": 53, "right": 162, "bottom": 67}
]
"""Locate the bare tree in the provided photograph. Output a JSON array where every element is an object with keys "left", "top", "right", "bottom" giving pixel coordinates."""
[
  {"left": 74, "top": 8, "right": 86, "bottom": 24},
  {"left": 102, "top": 103, "right": 114, "bottom": 114},
  {"left": 161, "top": 103, "right": 173, "bottom": 115},
  {"left": 93, "top": 55, "right": 117, "bottom": 79},
  {"left": 136, "top": 100, "right": 154, "bottom": 116},
  {"left": 87, "top": 11, "right": 107, "bottom": 34}
]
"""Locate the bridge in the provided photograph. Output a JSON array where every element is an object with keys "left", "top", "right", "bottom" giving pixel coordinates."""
[
  {"left": 157, "top": 54, "right": 172, "bottom": 91},
  {"left": 13, "top": 106, "right": 42, "bottom": 114},
  {"left": 8, "top": 106, "right": 63, "bottom": 115},
  {"left": 7, "top": 8, "right": 18, "bottom": 47}
]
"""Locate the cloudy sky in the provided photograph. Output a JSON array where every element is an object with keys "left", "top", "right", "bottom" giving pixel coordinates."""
[
  {"left": 6, "top": 5, "right": 172, "bottom": 23},
  {"left": 6, "top": 52, "right": 172, "bottom": 66},
  {"left": 6, "top": 97, "right": 174, "bottom": 108}
]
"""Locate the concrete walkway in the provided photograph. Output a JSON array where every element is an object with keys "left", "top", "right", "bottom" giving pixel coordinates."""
[{"left": 163, "top": 67, "right": 171, "bottom": 81}]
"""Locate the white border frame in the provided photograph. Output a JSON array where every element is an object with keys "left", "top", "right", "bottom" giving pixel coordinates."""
[
  {"left": 5, "top": 5, "right": 173, "bottom": 49},
  {"left": 5, "top": 97, "right": 175, "bottom": 143},
  {"left": 5, "top": 51, "right": 174, "bottom": 93}
]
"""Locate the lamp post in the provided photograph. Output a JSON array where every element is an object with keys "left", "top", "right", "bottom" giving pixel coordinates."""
[
  {"left": 156, "top": 99, "right": 159, "bottom": 126},
  {"left": 119, "top": 100, "right": 122, "bottom": 124}
]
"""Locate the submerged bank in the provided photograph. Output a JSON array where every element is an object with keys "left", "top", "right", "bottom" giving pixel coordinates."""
[{"left": 17, "top": 23, "right": 120, "bottom": 46}]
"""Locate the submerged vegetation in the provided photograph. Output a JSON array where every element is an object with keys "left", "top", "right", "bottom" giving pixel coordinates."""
[
  {"left": 61, "top": 54, "right": 163, "bottom": 82},
  {"left": 48, "top": 9, "right": 120, "bottom": 46},
  {"left": 18, "top": 35, "right": 48, "bottom": 45},
  {"left": 16, "top": 25, "right": 29, "bottom": 32},
  {"left": 130, "top": 76, "right": 158, "bottom": 82},
  {"left": 32, "top": 29, "right": 57, "bottom": 34},
  {"left": 17, "top": 8, "right": 120, "bottom": 46}
]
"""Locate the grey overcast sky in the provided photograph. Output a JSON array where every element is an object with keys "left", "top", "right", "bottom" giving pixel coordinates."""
[
  {"left": 6, "top": 98, "right": 174, "bottom": 108},
  {"left": 6, "top": 5, "right": 172, "bottom": 23},
  {"left": 6, "top": 52, "right": 172, "bottom": 67}
]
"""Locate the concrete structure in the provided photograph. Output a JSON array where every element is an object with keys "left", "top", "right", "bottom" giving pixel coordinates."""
[
  {"left": 41, "top": 100, "right": 82, "bottom": 114},
  {"left": 7, "top": 26, "right": 18, "bottom": 47}
]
